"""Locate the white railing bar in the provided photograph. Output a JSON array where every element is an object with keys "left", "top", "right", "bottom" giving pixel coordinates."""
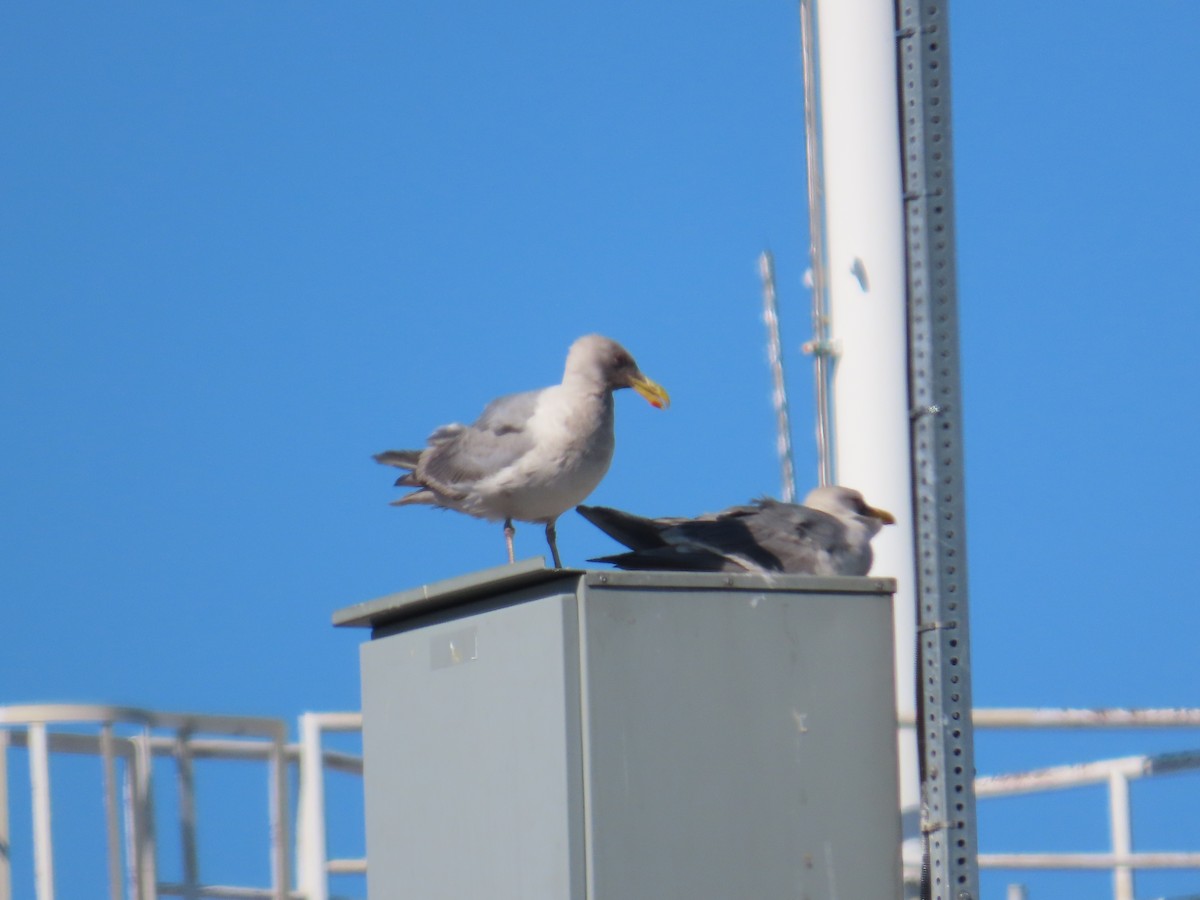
[
  {"left": 976, "top": 755, "right": 1149, "bottom": 797},
  {"left": 152, "top": 738, "right": 311, "bottom": 762},
  {"left": 27, "top": 723, "right": 55, "bottom": 900},
  {"left": 0, "top": 732, "right": 364, "bottom": 792},
  {"left": 325, "top": 858, "right": 367, "bottom": 875},
  {"left": 11, "top": 732, "right": 360, "bottom": 764},
  {"left": 156, "top": 883, "right": 303, "bottom": 899},
  {"left": 314, "top": 750, "right": 362, "bottom": 776},
  {"left": 1109, "top": 771, "right": 1134, "bottom": 900},
  {"left": 0, "top": 705, "right": 286, "bottom": 739},
  {"left": 895, "top": 708, "right": 1200, "bottom": 729},
  {"left": 4, "top": 731, "right": 272, "bottom": 761},
  {"left": 146, "top": 737, "right": 364, "bottom": 776},
  {"left": 2, "top": 730, "right": 365, "bottom": 777},
  {"left": 303, "top": 713, "right": 362, "bottom": 732},
  {"left": 156, "top": 738, "right": 267, "bottom": 760},
  {"left": 3, "top": 729, "right": 135, "bottom": 757},
  {"left": 979, "top": 852, "right": 1200, "bottom": 869},
  {"left": 99, "top": 724, "right": 124, "bottom": 900},
  {"left": 975, "top": 749, "right": 1200, "bottom": 798},
  {"left": 147, "top": 737, "right": 281, "bottom": 761},
  {"left": 147, "top": 739, "right": 362, "bottom": 773},
  {"left": 972, "top": 708, "right": 1200, "bottom": 728}
]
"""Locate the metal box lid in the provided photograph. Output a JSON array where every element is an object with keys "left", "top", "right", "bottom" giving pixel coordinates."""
[{"left": 334, "top": 558, "right": 895, "bottom": 631}]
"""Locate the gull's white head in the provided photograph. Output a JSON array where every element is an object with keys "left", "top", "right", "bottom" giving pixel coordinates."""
[
  {"left": 802, "top": 485, "right": 896, "bottom": 538},
  {"left": 564, "top": 334, "right": 670, "bottom": 409}
]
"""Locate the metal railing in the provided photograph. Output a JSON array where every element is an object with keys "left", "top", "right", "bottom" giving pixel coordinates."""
[
  {"left": 977, "top": 751, "right": 1200, "bottom": 888},
  {"left": 905, "top": 707, "right": 1200, "bottom": 900},
  {"left": 0, "top": 705, "right": 363, "bottom": 900},
  {"left": 5, "top": 704, "right": 1200, "bottom": 899}
]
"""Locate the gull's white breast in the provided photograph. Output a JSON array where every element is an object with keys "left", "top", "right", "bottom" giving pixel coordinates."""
[{"left": 473, "top": 385, "right": 615, "bottom": 523}]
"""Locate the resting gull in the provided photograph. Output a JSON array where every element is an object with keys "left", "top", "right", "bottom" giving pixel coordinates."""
[
  {"left": 374, "top": 334, "right": 669, "bottom": 568},
  {"left": 577, "top": 486, "right": 894, "bottom": 576}
]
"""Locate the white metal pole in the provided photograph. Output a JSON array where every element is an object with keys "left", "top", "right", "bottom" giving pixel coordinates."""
[
  {"left": 811, "top": 0, "right": 921, "bottom": 831},
  {"left": 27, "top": 723, "right": 55, "bottom": 900},
  {"left": 175, "top": 733, "right": 199, "bottom": 896},
  {"left": 122, "top": 750, "right": 139, "bottom": 900},
  {"left": 268, "top": 728, "right": 291, "bottom": 900},
  {"left": 297, "top": 714, "right": 329, "bottom": 900},
  {"left": 99, "top": 725, "right": 124, "bottom": 900},
  {"left": 131, "top": 730, "right": 158, "bottom": 900},
  {"left": 798, "top": 0, "right": 835, "bottom": 489},
  {"left": 1109, "top": 771, "right": 1134, "bottom": 900}
]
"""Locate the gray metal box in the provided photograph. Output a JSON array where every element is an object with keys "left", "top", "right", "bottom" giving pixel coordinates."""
[{"left": 335, "top": 560, "right": 901, "bottom": 900}]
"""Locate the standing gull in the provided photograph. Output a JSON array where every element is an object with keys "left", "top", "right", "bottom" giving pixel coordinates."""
[
  {"left": 577, "top": 485, "right": 894, "bottom": 576},
  {"left": 374, "top": 334, "right": 669, "bottom": 568}
]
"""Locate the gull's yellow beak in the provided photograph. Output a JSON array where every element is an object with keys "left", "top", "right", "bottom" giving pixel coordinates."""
[
  {"left": 867, "top": 505, "right": 896, "bottom": 525},
  {"left": 629, "top": 373, "right": 670, "bottom": 409}
]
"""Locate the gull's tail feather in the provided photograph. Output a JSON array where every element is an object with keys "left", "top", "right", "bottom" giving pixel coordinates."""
[
  {"left": 390, "top": 488, "right": 438, "bottom": 507},
  {"left": 575, "top": 504, "right": 677, "bottom": 550},
  {"left": 374, "top": 449, "right": 422, "bottom": 471},
  {"left": 375, "top": 450, "right": 440, "bottom": 506}
]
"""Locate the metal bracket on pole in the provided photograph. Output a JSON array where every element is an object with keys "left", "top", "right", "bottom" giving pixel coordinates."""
[{"left": 895, "top": 2, "right": 981, "bottom": 899}]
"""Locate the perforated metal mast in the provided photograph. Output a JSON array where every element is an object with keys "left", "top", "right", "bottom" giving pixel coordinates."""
[{"left": 895, "top": 2, "right": 980, "bottom": 899}]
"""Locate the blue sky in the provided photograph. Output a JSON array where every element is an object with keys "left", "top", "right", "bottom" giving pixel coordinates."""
[{"left": 3, "top": 2, "right": 1199, "bottom": 897}]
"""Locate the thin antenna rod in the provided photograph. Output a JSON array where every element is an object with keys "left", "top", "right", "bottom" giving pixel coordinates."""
[
  {"left": 799, "top": 0, "right": 836, "bottom": 488},
  {"left": 759, "top": 250, "right": 797, "bottom": 503}
]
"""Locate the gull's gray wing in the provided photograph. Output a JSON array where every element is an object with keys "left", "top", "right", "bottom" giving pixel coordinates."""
[
  {"left": 657, "top": 505, "right": 788, "bottom": 571},
  {"left": 580, "top": 501, "right": 792, "bottom": 572},
  {"left": 740, "top": 499, "right": 848, "bottom": 574},
  {"left": 417, "top": 390, "right": 541, "bottom": 494},
  {"left": 579, "top": 503, "right": 767, "bottom": 572},
  {"left": 583, "top": 498, "right": 854, "bottom": 575}
]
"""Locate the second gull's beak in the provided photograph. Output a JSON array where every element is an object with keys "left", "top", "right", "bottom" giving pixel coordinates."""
[{"left": 867, "top": 504, "right": 896, "bottom": 525}]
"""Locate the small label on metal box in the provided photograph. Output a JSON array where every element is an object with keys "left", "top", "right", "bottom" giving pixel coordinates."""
[{"left": 430, "top": 627, "right": 478, "bottom": 669}]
